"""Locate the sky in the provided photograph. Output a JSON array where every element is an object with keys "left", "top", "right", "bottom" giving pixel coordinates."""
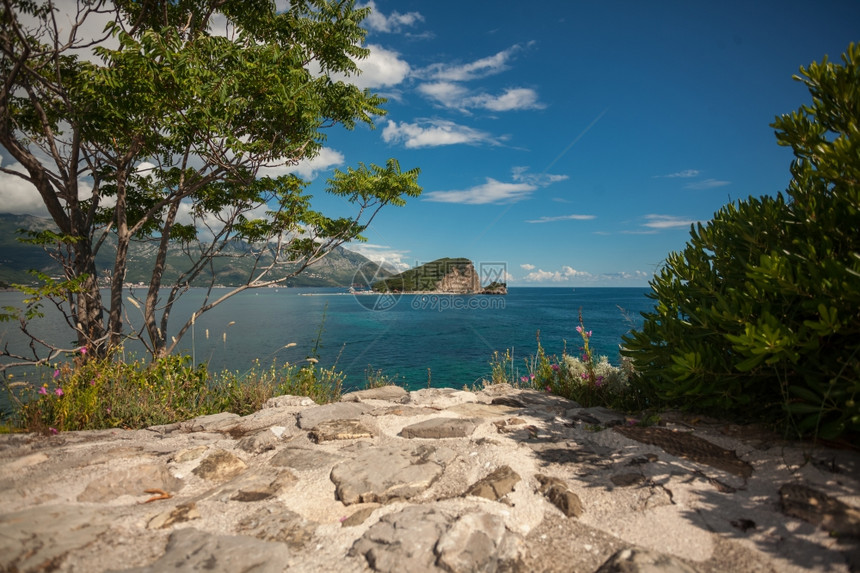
[{"left": 2, "top": 1, "right": 859, "bottom": 286}]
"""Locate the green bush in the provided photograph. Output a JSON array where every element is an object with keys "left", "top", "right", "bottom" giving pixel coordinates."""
[{"left": 622, "top": 44, "right": 860, "bottom": 438}]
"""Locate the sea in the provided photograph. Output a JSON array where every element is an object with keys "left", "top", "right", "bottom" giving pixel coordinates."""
[{"left": 0, "top": 287, "right": 654, "bottom": 394}]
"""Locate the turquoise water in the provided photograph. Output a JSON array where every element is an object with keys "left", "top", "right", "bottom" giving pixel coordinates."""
[{"left": 0, "top": 287, "right": 653, "bottom": 392}]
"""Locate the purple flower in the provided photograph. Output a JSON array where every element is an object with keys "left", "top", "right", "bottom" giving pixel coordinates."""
[
  {"left": 89, "top": 379, "right": 96, "bottom": 386},
  {"left": 576, "top": 326, "right": 583, "bottom": 334},
  {"left": 587, "top": 330, "right": 593, "bottom": 337},
  {"left": 53, "top": 369, "right": 60, "bottom": 379},
  {"left": 519, "top": 375, "right": 529, "bottom": 383},
  {"left": 38, "top": 386, "right": 48, "bottom": 395},
  {"left": 545, "top": 385, "right": 551, "bottom": 393},
  {"left": 529, "top": 374, "right": 535, "bottom": 380},
  {"left": 79, "top": 346, "right": 87, "bottom": 355},
  {"left": 551, "top": 364, "right": 560, "bottom": 372},
  {"left": 49, "top": 427, "right": 58, "bottom": 435},
  {"left": 54, "top": 387, "right": 64, "bottom": 397}
]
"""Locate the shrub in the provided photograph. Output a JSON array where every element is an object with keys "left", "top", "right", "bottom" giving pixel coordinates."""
[{"left": 622, "top": 44, "right": 860, "bottom": 438}]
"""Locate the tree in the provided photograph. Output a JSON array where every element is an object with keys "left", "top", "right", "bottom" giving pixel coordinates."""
[
  {"left": 622, "top": 43, "right": 860, "bottom": 438},
  {"left": 0, "top": 0, "right": 421, "bottom": 366}
]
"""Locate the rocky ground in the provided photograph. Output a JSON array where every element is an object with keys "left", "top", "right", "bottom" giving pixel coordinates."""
[{"left": 1, "top": 384, "right": 858, "bottom": 573}]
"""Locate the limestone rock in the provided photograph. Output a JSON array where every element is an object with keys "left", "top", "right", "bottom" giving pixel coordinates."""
[
  {"left": 342, "top": 385, "right": 410, "bottom": 403},
  {"left": 237, "top": 428, "right": 283, "bottom": 454},
  {"left": 536, "top": 474, "right": 583, "bottom": 517},
  {"left": 236, "top": 506, "right": 318, "bottom": 549},
  {"left": 210, "top": 468, "right": 297, "bottom": 502},
  {"left": 595, "top": 547, "right": 700, "bottom": 573},
  {"left": 230, "top": 408, "right": 299, "bottom": 436},
  {"left": 446, "top": 402, "right": 518, "bottom": 419},
  {"left": 114, "top": 527, "right": 292, "bottom": 573},
  {"left": 464, "top": 465, "right": 521, "bottom": 501},
  {"left": 331, "top": 443, "right": 455, "bottom": 505},
  {"left": 310, "top": 418, "right": 374, "bottom": 442},
  {"left": 0, "top": 505, "right": 112, "bottom": 572},
  {"left": 263, "top": 394, "right": 316, "bottom": 408},
  {"left": 192, "top": 449, "right": 247, "bottom": 482},
  {"left": 77, "top": 463, "right": 183, "bottom": 502},
  {"left": 400, "top": 417, "right": 477, "bottom": 439},
  {"left": 147, "top": 502, "right": 200, "bottom": 529},
  {"left": 350, "top": 506, "right": 524, "bottom": 573},
  {"left": 341, "top": 504, "right": 381, "bottom": 527},
  {"left": 182, "top": 412, "right": 241, "bottom": 432},
  {"left": 569, "top": 406, "right": 627, "bottom": 427},
  {"left": 297, "top": 402, "right": 374, "bottom": 430},
  {"left": 436, "top": 512, "right": 525, "bottom": 573},
  {"left": 409, "top": 388, "right": 477, "bottom": 408},
  {"left": 611, "top": 473, "right": 646, "bottom": 488},
  {"left": 172, "top": 445, "right": 208, "bottom": 463},
  {"left": 269, "top": 446, "right": 341, "bottom": 472}
]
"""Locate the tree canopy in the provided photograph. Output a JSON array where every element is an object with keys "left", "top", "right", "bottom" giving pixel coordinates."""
[{"left": 0, "top": 0, "right": 421, "bottom": 365}]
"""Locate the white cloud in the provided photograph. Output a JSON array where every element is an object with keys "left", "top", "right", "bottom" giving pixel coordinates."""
[
  {"left": 419, "top": 83, "right": 543, "bottom": 113},
  {"left": 520, "top": 263, "right": 535, "bottom": 270},
  {"left": 424, "top": 178, "right": 536, "bottom": 205},
  {"left": 685, "top": 178, "right": 730, "bottom": 190},
  {"left": 0, "top": 159, "right": 48, "bottom": 216},
  {"left": 469, "top": 88, "right": 544, "bottom": 111},
  {"left": 346, "top": 243, "right": 411, "bottom": 272},
  {"left": 360, "top": 1, "right": 424, "bottom": 33},
  {"left": 656, "top": 169, "right": 700, "bottom": 178},
  {"left": 382, "top": 119, "right": 499, "bottom": 148},
  {"left": 522, "top": 266, "right": 593, "bottom": 283},
  {"left": 525, "top": 214, "right": 595, "bottom": 224},
  {"left": 350, "top": 44, "right": 411, "bottom": 89},
  {"left": 258, "top": 148, "right": 345, "bottom": 180},
  {"left": 642, "top": 214, "right": 700, "bottom": 229},
  {"left": 420, "top": 44, "right": 526, "bottom": 82},
  {"left": 511, "top": 167, "right": 568, "bottom": 186}
]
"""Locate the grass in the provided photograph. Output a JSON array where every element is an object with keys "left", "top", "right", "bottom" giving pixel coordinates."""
[{"left": 1, "top": 353, "right": 343, "bottom": 434}]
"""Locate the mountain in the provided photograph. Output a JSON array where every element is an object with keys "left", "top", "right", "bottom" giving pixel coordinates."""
[
  {"left": 0, "top": 213, "right": 394, "bottom": 288},
  {"left": 372, "top": 257, "right": 506, "bottom": 294}
]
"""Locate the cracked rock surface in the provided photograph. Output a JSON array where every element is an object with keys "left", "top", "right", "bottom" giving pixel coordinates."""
[{"left": 1, "top": 384, "right": 858, "bottom": 572}]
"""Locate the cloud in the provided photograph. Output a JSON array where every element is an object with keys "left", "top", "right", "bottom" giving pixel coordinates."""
[
  {"left": 346, "top": 243, "right": 411, "bottom": 272},
  {"left": 258, "top": 148, "right": 345, "bottom": 180},
  {"left": 525, "top": 214, "right": 595, "bottom": 224},
  {"left": 656, "top": 169, "right": 700, "bottom": 178},
  {"left": 520, "top": 263, "right": 535, "bottom": 271},
  {"left": 419, "top": 83, "right": 543, "bottom": 112},
  {"left": 359, "top": 1, "right": 424, "bottom": 33},
  {"left": 522, "top": 266, "right": 593, "bottom": 283},
  {"left": 0, "top": 159, "right": 49, "bottom": 216},
  {"left": 382, "top": 119, "right": 499, "bottom": 148},
  {"left": 424, "top": 178, "right": 536, "bottom": 204},
  {"left": 511, "top": 167, "right": 568, "bottom": 186},
  {"left": 642, "top": 214, "right": 700, "bottom": 229},
  {"left": 685, "top": 178, "right": 731, "bottom": 190},
  {"left": 351, "top": 44, "right": 411, "bottom": 89},
  {"left": 469, "top": 88, "right": 544, "bottom": 111},
  {"left": 420, "top": 44, "right": 527, "bottom": 82}
]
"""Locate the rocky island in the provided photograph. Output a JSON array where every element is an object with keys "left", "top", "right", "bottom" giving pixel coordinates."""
[{"left": 372, "top": 258, "right": 507, "bottom": 295}]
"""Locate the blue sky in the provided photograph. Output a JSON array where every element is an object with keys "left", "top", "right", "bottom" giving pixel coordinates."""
[
  {"left": 316, "top": 0, "right": 860, "bottom": 285},
  {"left": 2, "top": 1, "right": 858, "bottom": 286}
]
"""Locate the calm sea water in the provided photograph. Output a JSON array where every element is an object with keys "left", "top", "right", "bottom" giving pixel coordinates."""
[{"left": 0, "top": 287, "right": 653, "bottom": 393}]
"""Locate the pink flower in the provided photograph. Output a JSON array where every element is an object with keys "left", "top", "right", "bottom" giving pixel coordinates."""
[
  {"left": 551, "top": 364, "right": 560, "bottom": 372},
  {"left": 49, "top": 427, "right": 58, "bottom": 435},
  {"left": 519, "top": 375, "right": 528, "bottom": 383},
  {"left": 576, "top": 326, "right": 583, "bottom": 334},
  {"left": 587, "top": 330, "right": 593, "bottom": 337},
  {"left": 38, "top": 386, "right": 48, "bottom": 395},
  {"left": 545, "top": 385, "right": 551, "bottom": 393},
  {"left": 53, "top": 369, "right": 60, "bottom": 379},
  {"left": 529, "top": 374, "right": 535, "bottom": 380},
  {"left": 79, "top": 346, "right": 87, "bottom": 355},
  {"left": 89, "top": 379, "right": 96, "bottom": 386},
  {"left": 54, "top": 387, "right": 64, "bottom": 397}
]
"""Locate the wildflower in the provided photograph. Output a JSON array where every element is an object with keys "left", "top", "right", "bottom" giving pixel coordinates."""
[
  {"left": 529, "top": 374, "right": 535, "bottom": 381},
  {"left": 520, "top": 375, "right": 528, "bottom": 383},
  {"left": 545, "top": 385, "right": 551, "bottom": 393},
  {"left": 53, "top": 369, "right": 60, "bottom": 379},
  {"left": 79, "top": 346, "right": 87, "bottom": 355},
  {"left": 38, "top": 386, "right": 48, "bottom": 395},
  {"left": 306, "top": 357, "right": 319, "bottom": 364},
  {"left": 49, "top": 427, "right": 58, "bottom": 435},
  {"left": 55, "top": 387, "right": 64, "bottom": 396},
  {"left": 587, "top": 330, "right": 593, "bottom": 337},
  {"left": 576, "top": 326, "right": 583, "bottom": 334},
  {"left": 551, "top": 364, "right": 560, "bottom": 372},
  {"left": 89, "top": 379, "right": 96, "bottom": 386}
]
